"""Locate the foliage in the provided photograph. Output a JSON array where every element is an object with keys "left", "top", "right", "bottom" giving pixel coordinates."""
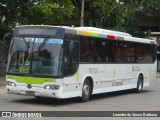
[
  {"left": 0, "top": 0, "right": 160, "bottom": 40},
  {"left": 71, "top": 0, "right": 160, "bottom": 37},
  {"left": 119, "top": 0, "right": 145, "bottom": 36},
  {"left": 71, "top": 0, "right": 126, "bottom": 30},
  {"left": 140, "top": 0, "right": 160, "bottom": 19},
  {"left": 0, "top": 0, "right": 74, "bottom": 40}
]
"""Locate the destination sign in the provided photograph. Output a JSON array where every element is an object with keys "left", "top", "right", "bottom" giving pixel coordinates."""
[{"left": 13, "top": 26, "right": 64, "bottom": 38}]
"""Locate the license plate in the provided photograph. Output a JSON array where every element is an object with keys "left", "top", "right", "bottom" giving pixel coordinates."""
[{"left": 26, "top": 91, "right": 35, "bottom": 96}]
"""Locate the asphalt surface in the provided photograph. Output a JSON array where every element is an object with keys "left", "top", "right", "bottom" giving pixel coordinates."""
[{"left": 1, "top": 75, "right": 160, "bottom": 120}]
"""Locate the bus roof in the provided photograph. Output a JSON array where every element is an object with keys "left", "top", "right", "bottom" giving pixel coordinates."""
[
  {"left": 75, "top": 27, "right": 132, "bottom": 37},
  {"left": 15, "top": 25, "right": 157, "bottom": 45},
  {"left": 74, "top": 26, "right": 156, "bottom": 45}
]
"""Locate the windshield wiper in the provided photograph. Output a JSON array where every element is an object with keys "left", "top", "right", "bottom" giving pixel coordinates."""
[
  {"left": 22, "top": 37, "right": 31, "bottom": 49},
  {"left": 38, "top": 38, "right": 48, "bottom": 51}
]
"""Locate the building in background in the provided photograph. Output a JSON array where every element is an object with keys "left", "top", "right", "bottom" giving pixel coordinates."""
[
  {"left": 138, "top": 18, "right": 160, "bottom": 45},
  {"left": 137, "top": 18, "right": 160, "bottom": 72}
]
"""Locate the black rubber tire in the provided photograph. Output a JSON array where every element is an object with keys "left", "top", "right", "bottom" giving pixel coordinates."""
[
  {"left": 81, "top": 79, "right": 92, "bottom": 102},
  {"left": 135, "top": 75, "right": 143, "bottom": 93}
]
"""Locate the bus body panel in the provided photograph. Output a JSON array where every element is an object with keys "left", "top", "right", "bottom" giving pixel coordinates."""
[{"left": 6, "top": 63, "right": 156, "bottom": 99}]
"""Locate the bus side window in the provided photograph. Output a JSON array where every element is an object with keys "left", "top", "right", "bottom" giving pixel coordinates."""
[
  {"left": 117, "top": 42, "right": 126, "bottom": 62},
  {"left": 80, "top": 37, "right": 92, "bottom": 62},
  {"left": 152, "top": 45, "right": 157, "bottom": 62},
  {"left": 64, "top": 35, "right": 79, "bottom": 76},
  {"left": 127, "top": 43, "right": 136, "bottom": 63},
  {"left": 137, "top": 44, "right": 145, "bottom": 63},
  {"left": 96, "top": 40, "right": 106, "bottom": 62},
  {"left": 108, "top": 41, "right": 117, "bottom": 62}
]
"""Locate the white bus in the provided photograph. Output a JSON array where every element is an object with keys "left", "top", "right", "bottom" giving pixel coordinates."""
[{"left": 6, "top": 25, "right": 157, "bottom": 102}]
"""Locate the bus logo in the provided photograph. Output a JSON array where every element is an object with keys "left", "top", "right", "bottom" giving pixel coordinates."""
[{"left": 27, "top": 84, "right": 32, "bottom": 89}]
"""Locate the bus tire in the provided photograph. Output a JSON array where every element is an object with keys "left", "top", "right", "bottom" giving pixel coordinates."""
[
  {"left": 135, "top": 75, "right": 143, "bottom": 93},
  {"left": 81, "top": 79, "right": 92, "bottom": 102}
]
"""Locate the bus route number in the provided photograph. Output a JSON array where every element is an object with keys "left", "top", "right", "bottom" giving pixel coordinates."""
[{"left": 89, "top": 68, "right": 98, "bottom": 74}]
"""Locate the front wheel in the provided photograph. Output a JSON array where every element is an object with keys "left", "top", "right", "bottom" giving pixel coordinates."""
[
  {"left": 135, "top": 75, "right": 143, "bottom": 93},
  {"left": 81, "top": 79, "right": 92, "bottom": 102}
]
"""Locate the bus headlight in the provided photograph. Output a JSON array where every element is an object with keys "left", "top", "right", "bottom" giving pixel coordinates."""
[
  {"left": 44, "top": 85, "right": 60, "bottom": 90},
  {"left": 44, "top": 85, "right": 50, "bottom": 90},
  {"left": 6, "top": 81, "right": 16, "bottom": 86}
]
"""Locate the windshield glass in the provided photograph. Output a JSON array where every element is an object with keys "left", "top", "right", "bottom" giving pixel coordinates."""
[{"left": 7, "top": 37, "right": 63, "bottom": 76}]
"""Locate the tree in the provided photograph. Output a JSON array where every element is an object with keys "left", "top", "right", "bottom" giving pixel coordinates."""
[
  {"left": 139, "top": 0, "right": 160, "bottom": 19},
  {"left": 0, "top": 0, "right": 74, "bottom": 75},
  {"left": 0, "top": 0, "right": 74, "bottom": 40},
  {"left": 71, "top": 0, "right": 160, "bottom": 37},
  {"left": 120, "top": 0, "right": 160, "bottom": 36},
  {"left": 119, "top": 0, "right": 145, "bottom": 36},
  {"left": 71, "top": 0, "right": 126, "bottom": 30}
]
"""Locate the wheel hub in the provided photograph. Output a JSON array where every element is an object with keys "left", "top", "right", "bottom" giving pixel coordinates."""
[{"left": 83, "top": 85, "right": 90, "bottom": 97}]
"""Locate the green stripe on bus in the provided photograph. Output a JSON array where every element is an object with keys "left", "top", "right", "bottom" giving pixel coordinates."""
[
  {"left": 76, "top": 71, "right": 79, "bottom": 81},
  {"left": 77, "top": 30, "right": 99, "bottom": 37},
  {"left": 89, "top": 32, "right": 98, "bottom": 37},
  {"left": 7, "top": 75, "right": 56, "bottom": 85}
]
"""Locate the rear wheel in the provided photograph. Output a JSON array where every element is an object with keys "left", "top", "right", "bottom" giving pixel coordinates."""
[
  {"left": 81, "top": 79, "right": 92, "bottom": 102},
  {"left": 135, "top": 75, "right": 143, "bottom": 93}
]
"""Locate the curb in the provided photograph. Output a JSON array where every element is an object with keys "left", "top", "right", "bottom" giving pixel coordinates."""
[{"left": 0, "top": 82, "right": 5, "bottom": 86}]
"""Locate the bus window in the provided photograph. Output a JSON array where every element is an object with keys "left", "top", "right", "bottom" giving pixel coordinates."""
[
  {"left": 127, "top": 42, "right": 136, "bottom": 63},
  {"left": 136, "top": 43, "right": 153, "bottom": 63},
  {"left": 107, "top": 41, "right": 117, "bottom": 62},
  {"left": 117, "top": 42, "right": 127, "bottom": 63},
  {"left": 152, "top": 45, "right": 157, "bottom": 62},
  {"left": 137, "top": 44, "right": 145, "bottom": 63},
  {"left": 92, "top": 39, "right": 98, "bottom": 62},
  {"left": 157, "top": 52, "right": 160, "bottom": 72},
  {"left": 96, "top": 40, "right": 106, "bottom": 62},
  {"left": 64, "top": 35, "right": 79, "bottom": 76},
  {"left": 80, "top": 37, "right": 92, "bottom": 62},
  {"left": 10, "top": 51, "right": 25, "bottom": 69},
  {"left": 144, "top": 45, "right": 152, "bottom": 63}
]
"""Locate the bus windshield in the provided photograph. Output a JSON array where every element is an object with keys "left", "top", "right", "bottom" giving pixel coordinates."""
[{"left": 7, "top": 37, "right": 63, "bottom": 76}]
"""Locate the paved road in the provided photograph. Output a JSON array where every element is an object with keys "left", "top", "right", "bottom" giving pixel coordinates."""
[{"left": 0, "top": 78, "right": 160, "bottom": 120}]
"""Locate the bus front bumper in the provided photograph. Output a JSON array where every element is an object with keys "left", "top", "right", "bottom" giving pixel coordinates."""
[{"left": 6, "top": 85, "right": 64, "bottom": 99}]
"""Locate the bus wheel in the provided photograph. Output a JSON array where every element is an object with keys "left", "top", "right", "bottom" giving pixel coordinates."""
[
  {"left": 81, "top": 79, "right": 92, "bottom": 102},
  {"left": 135, "top": 75, "right": 143, "bottom": 93}
]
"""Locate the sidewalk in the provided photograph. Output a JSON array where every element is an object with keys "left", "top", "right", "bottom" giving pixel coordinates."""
[{"left": 0, "top": 77, "right": 5, "bottom": 86}]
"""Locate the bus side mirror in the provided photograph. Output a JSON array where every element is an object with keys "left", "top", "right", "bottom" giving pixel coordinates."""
[
  {"left": 2, "top": 33, "right": 12, "bottom": 43},
  {"left": 2, "top": 33, "right": 12, "bottom": 54}
]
